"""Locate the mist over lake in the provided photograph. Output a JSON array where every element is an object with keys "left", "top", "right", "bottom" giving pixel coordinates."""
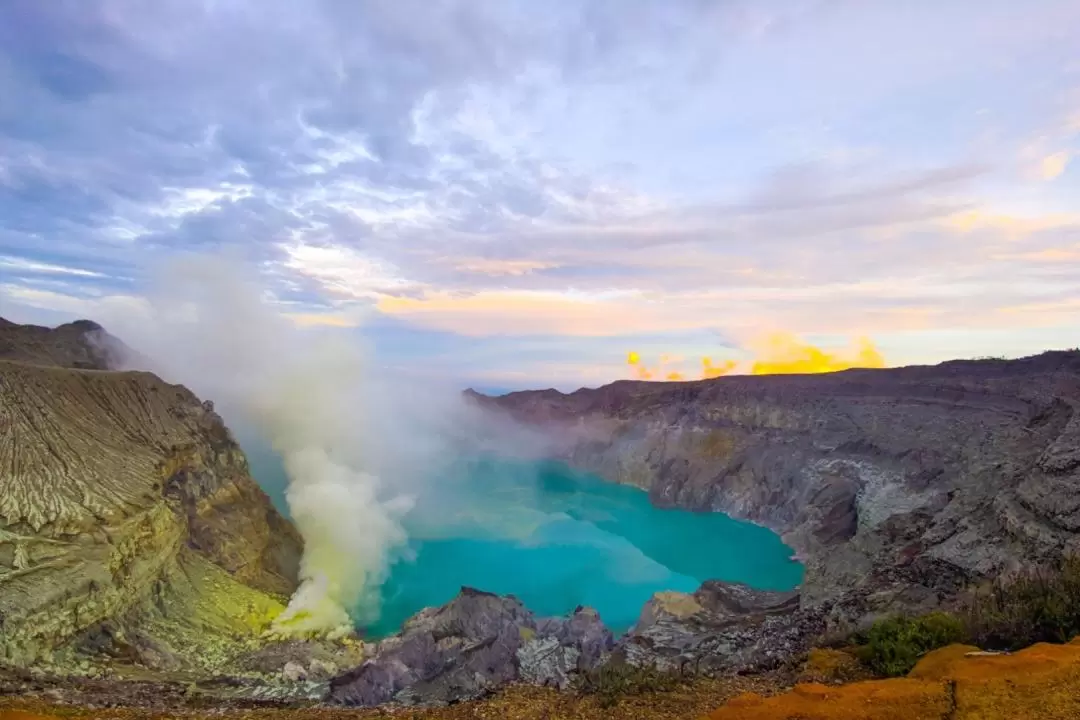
[{"left": 242, "top": 435, "right": 803, "bottom": 636}]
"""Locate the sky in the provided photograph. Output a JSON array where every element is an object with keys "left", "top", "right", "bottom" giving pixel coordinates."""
[{"left": 1, "top": 0, "right": 1079, "bottom": 392}]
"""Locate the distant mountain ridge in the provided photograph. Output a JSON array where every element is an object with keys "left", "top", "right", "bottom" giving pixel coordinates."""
[{"left": 0, "top": 316, "right": 131, "bottom": 370}]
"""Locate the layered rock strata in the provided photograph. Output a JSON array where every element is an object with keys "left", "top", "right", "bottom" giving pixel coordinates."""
[
  {"left": 469, "top": 351, "right": 1080, "bottom": 645},
  {"left": 0, "top": 318, "right": 302, "bottom": 674}
]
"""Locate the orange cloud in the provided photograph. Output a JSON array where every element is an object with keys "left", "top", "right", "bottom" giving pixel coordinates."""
[{"left": 629, "top": 332, "right": 887, "bottom": 380}]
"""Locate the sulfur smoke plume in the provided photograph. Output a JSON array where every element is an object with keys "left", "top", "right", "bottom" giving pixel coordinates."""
[{"left": 107, "top": 257, "right": 417, "bottom": 638}]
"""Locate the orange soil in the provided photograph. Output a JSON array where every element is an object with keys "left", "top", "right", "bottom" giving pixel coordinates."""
[{"left": 705, "top": 638, "right": 1080, "bottom": 720}]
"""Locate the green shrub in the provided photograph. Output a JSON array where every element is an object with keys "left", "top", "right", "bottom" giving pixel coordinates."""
[
  {"left": 573, "top": 660, "right": 687, "bottom": 708},
  {"left": 965, "top": 555, "right": 1080, "bottom": 651},
  {"left": 855, "top": 611, "right": 967, "bottom": 677}
]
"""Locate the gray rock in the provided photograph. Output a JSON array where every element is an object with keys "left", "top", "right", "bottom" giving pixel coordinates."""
[
  {"left": 619, "top": 582, "right": 822, "bottom": 673},
  {"left": 328, "top": 588, "right": 614, "bottom": 706},
  {"left": 517, "top": 636, "right": 580, "bottom": 689},
  {"left": 282, "top": 661, "right": 307, "bottom": 682},
  {"left": 537, "top": 606, "right": 613, "bottom": 671}
]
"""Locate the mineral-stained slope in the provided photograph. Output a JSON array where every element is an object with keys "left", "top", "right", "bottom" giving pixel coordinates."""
[
  {"left": 469, "top": 351, "right": 1080, "bottom": 641},
  {"left": 0, "top": 318, "right": 302, "bottom": 673}
]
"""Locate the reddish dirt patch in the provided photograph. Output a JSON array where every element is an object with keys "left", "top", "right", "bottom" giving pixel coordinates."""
[{"left": 706, "top": 639, "right": 1080, "bottom": 720}]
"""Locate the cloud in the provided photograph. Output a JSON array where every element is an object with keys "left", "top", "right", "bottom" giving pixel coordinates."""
[
  {"left": 450, "top": 258, "right": 560, "bottom": 276},
  {"left": 1039, "top": 151, "right": 1072, "bottom": 180},
  {"left": 2, "top": 1, "right": 1080, "bottom": 385},
  {"left": 375, "top": 289, "right": 663, "bottom": 337},
  {"left": 0, "top": 282, "right": 148, "bottom": 322},
  {"left": 0, "top": 256, "right": 107, "bottom": 278},
  {"left": 281, "top": 243, "right": 416, "bottom": 300}
]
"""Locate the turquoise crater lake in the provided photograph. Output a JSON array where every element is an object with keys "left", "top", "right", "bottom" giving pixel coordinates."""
[{"left": 244, "top": 444, "right": 803, "bottom": 637}]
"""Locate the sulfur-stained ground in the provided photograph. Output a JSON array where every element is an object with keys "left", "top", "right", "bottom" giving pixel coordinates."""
[{"left": 0, "top": 676, "right": 782, "bottom": 720}]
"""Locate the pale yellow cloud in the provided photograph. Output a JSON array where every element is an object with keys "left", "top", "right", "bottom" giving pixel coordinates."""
[
  {"left": 991, "top": 247, "right": 1080, "bottom": 263},
  {"left": 373, "top": 275, "right": 1080, "bottom": 338},
  {"left": 999, "top": 298, "right": 1080, "bottom": 313},
  {"left": 451, "top": 258, "right": 559, "bottom": 276},
  {"left": 1039, "top": 151, "right": 1072, "bottom": 180},
  {"left": 371, "top": 280, "right": 930, "bottom": 338},
  {"left": 376, "top": 290, "right": 696, "bottom": 336},
  {"left": 943, "top": 209, "right": 1080, "bottom": 236},
  {"left": 997, "top": 297, "right": 1080, "bottom": 324},
  {"left": 284, "top": 311, "right": 364, "bottom": 328}
]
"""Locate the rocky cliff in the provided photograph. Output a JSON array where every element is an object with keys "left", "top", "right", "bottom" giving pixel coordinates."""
[
  {"left": 469, "top": 351, "right": 1080, "bottom": 657},
  {"left": 0, "top": 318, "right": 303, "bottom": 675},
  {"left": 6, "top": 315, "right": 1080, "bottom": 711}
]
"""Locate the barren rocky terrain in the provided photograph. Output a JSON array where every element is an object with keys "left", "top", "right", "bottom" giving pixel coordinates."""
[
  {"left": 3, "top": 316, "right": 1080, "bottom": 717},
  {"left": 0, "top": 319, "right": 347, "bottom": 692},
  {"left": 469, "top": 349, "right": 1080, "bottom": 665}
]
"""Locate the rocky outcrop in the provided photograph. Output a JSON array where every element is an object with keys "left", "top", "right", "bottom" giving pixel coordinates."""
[
  {"left": 470, "top": 351, "right": 1080, "bottom": 637},
  {"left": 0, "top": 318, "right": 302, "bottom": 674},
  {"left": 619, "top": 582, "right": 823, "bottom": 674},
  {"left": 328, "top": 588, "right": 614, "bottom": 706}
]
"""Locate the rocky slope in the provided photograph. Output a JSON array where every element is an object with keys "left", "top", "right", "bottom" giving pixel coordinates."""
[
  {"left": 6, "top": 315, "right": 1079, "bottom": 712},
  {"left": 469, "top": 351, "right": 1080, "bottom": 665},
  {"left": 7, "top": 639, "right": 1080, "bottom": 719},
  {"left": 0, "top": 318, "right": 303, "bottom": 675},
  {"left": 0, "top": 319, "right": 621, "bottom": 709}
]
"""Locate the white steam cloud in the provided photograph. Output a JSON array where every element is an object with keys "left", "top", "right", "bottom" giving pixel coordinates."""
[{"left": 107, "top": 256, "right": 423, "bottom": 637}]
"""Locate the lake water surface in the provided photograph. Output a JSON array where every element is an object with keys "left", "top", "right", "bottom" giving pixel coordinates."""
[{"left": 244, "top": 442, "right": 803, "bottom": 637}]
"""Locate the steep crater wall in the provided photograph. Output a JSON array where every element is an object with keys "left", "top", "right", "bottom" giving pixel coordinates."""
[
  {"left": 0, "top": 319, "right": 302, "bottom": 670},
  {"left": 470, "top": 352, "right": 1080, "bottom": 628}
]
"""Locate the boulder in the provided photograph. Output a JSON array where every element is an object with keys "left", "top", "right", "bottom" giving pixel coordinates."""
[
  {"left": 328, "top": 588, "right": 614, "bottom": 706},
  {"left": 619, "top": 582, "right": 823, "bottom": 673}
]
